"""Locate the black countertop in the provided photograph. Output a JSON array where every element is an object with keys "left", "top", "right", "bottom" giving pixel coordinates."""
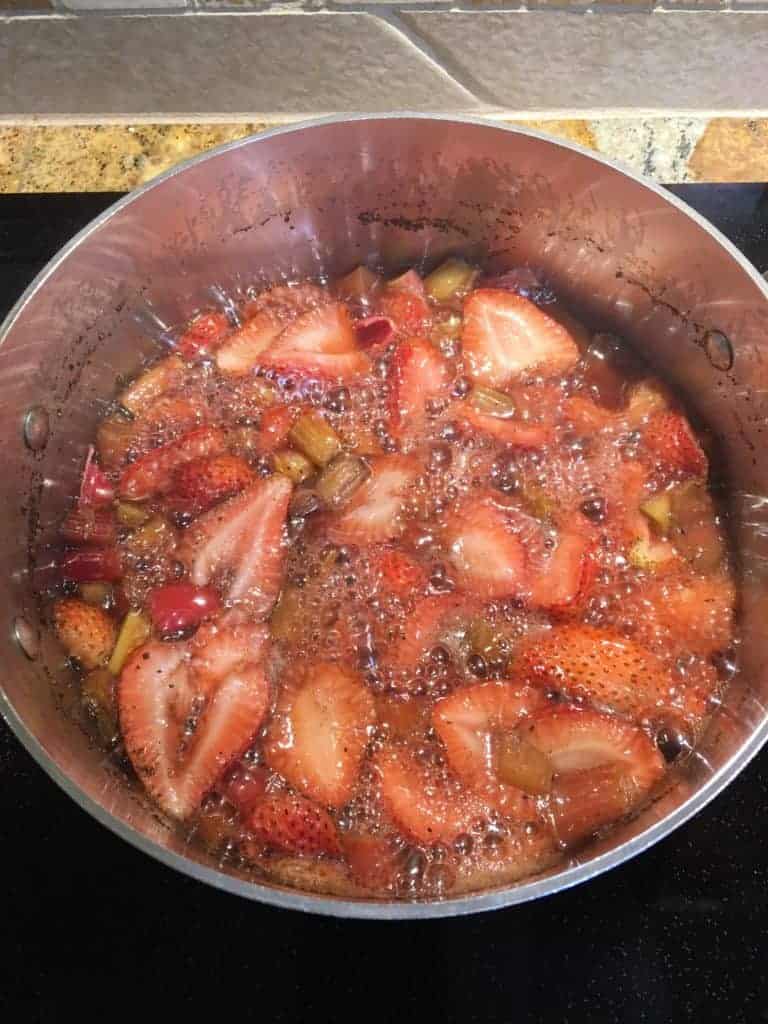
[{"left": 3, "top": 188, "right": 768, "bottom": 1023}]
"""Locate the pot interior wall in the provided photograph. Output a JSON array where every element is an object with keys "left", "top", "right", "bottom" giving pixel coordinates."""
[{"left": 3, "top": 118, "right": 768, "bottom": 911}]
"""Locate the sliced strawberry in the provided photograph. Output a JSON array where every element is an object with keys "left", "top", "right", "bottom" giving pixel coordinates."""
[
  {"left": 433, "top": 681, "right": 546, "bottom": 813},
  {"left": 190, "top": 620, "right": 269, "bottom": 700},
  {"left": 119, "top": 640, "right": 270, "bottom": 819},
  {"left": 442, "top": 496, "right": 527, "bottom": 599},
  {"left": 642, "top": 411, "right": 708, "bottom": 480},
  {"left": 522, "top": 706, "right": 664, "bottom": 844},
  {"left": 623, "top": 570, "right": 736, "bottom": 659},
  {"left": 53, "top": 596, "right": 117, "bottom": 670},
  {"left": 385, "top": 594, "right": 465, "bottom": 671},
  {"left": 523, "top": 706, "right": 662, "bottom": 779},
  {"left": 260, "top": 303, "right": 369, "bottom": 381},
  {"left": 529, "top": 526, "right": 598, "bottom": 613},
  {"left": 102, "top": 394, "right": 209, "bottom": 469},
  {"left": 242, "top": 282, "right": 329, "bottom": 321},
  {"left": 253, "top": 404, "right": 299, "bottom": 455},
  {"left": 170, "top": 453, "right": 254, "bottom": 517},
  {"left": 377, "top": 271, "right": 431, "bottom": 335},
  {"left": 375, "top": 548, "right": 428, "bottom": 599},
  {"left": 627, "top": 521, "right": 679, "bottom": 575},
  {"left": 215, "top": 309, "right": 284, "bottom": 376},
  {"left": 246, "top": 791, "right": 341, "bottom": 858},
  {"left": 119, "top": 642, "right": 189, "bottom": 814},
  {"left": 517, "top": 625, "right": 705, "bottom": 724},
  {"left": 139, "top": 393, "right": 209, "bottom": 441},
  {"left": 388, "top": 337, "right": 451, "bottom": 444},
  {"left": 118, "top": 426, "right": 226, "bottom": 501},
  {"left": 462, "top": 289, "right": 580, "bottom": 387},
  {"left": 325, "top": 454, "right": 420, "bottom": 545},
  {"left": 604, "top": 458, "right": 656, "bottom": 547},
  {"left": 218, "top": 762, "right": 271, "bottom": 817},
  {"left": 378, "top": 290, "right": 431, "bottom": 335},
  {"left": 177, "top": 311, "right": 231, "bottom": 362},
  {"left": 457, "top": 402, "right": 552, "bottom": 448},
  {"left": 264, "top": 662, "right": 375, "bottom": 808},
  {"left": 550, "top": 763, "right": 646, "bottom": 847},
  {"left": 561, "top": 394, "right": 616, "bottom": 433},
  {"left": 342, "top": 831, "right": 400, "bottom": 891},
  {"left": 665, "top": 573, "right": 736, "bottom": 659},
  {"left": 178, "top": 663, "right": 271, "bottom": 816},
  {"left": 455, "top": 381, "right": 563, "bottom": 449},
  {"left": 375, "top": 744, "right": 489, "bottom": 845},
  {"left": 622, "top": 380, "right": 672, "bottom": 429},
  {"left": 354, "top": 316, "right": 395, "bottom": 349},
  {"left": 178, "top": 475, "right": 292, "bottom": 617}
]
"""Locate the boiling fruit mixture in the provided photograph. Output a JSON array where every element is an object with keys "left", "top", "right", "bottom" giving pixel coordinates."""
[{"left": 49, "top": 261, "right": 736, "bottom": 899}]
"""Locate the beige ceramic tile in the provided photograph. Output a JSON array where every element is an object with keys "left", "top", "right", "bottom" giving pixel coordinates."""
[
  {"left": 403, "top": 11, "right": 768, "bottom": 112},
  {"left": 0, "top": 0, "right": 52, "bottom": 8},
  {"left": 0, "top": 14, "right": 483, "bottom": 117},
  {"left": 688, "top": 118, "right": 768, "bottom": 182}
]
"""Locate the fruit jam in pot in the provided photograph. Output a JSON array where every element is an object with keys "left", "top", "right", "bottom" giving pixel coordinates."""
[{"left": 48, "top": 259, "right": 736, "bottom": 900}]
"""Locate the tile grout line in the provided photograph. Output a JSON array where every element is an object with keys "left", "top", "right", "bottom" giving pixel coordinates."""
[
  {"left": 6, "top": 4, "right": 768, "bottom": 15},
  {"left": 4, "top": 110, "right": 768, "bottom": 126},
  {"left": 373, "top": 8, "right": 501, "bottom": 105}
]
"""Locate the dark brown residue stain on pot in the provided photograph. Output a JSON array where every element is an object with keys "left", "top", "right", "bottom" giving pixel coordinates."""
[
  {"left": 358, "top": 210, "right": 470, "bottom": 239},
  {"left": 23, "top": 469, "right": 43, "bottom": 573},
  {"left": 614, "top": 269, "right": 735, "bottom": 373}
]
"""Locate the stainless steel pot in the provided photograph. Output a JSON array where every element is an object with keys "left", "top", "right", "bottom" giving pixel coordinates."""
[{"left": 3, "top": 115, "right": 768, "bottom": 919}]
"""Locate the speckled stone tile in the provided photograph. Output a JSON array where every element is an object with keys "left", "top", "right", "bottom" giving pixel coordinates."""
[
  {"left": 588, "top": 117, "right": 710, "bottom": 181},
  {"left": 5, "top": 117, "right": 767, "bottom": 193},
  {"left": 688, "top": 118, "right": 768, "bottom": 181},
  {"left": 0, "top": 123, "right": 270, "bottom": 192},
  {"left": 507, "top": 119, "right": 597, "bottom": 150},
  {"left": 0, "top": 125, "right": 25, "bottom": 192}
]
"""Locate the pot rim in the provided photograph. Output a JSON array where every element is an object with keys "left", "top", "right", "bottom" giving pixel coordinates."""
[{"left": 3, "top": 112, "right": 768, "bottom": 920}]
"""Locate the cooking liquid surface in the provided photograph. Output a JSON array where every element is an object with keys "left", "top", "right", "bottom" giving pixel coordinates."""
[{"left": 49, "top": 262, "right": 737, "bottom": 900}]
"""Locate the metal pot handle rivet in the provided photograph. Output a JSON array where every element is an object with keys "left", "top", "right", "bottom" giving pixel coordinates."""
[
  {"left": 23, "top": 406, "right": 50, "bottom": 452},
  {"left": 12, "top": 616, "right": 39, "bottom": 660},
  {"left": 703, "top": 330, "right": 734, "bottom": 372}
]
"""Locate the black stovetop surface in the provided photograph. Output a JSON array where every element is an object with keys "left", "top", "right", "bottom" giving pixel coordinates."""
[{"left": 2, "top": 187, "right": 768, "bottom": 1022}]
